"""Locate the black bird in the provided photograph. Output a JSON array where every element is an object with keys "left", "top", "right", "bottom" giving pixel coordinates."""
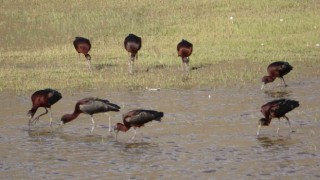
[
  {"left": 124, "top": 34, "right": 142, "bottom": 74},
  {"left": 61, "top": 97, "right": 120, "bottom": 133},
  {"left": 261, "top": 61, "right": 293, "bottom": 89},
  {"left": 257, "top": 99, "right": 299, "bottom": 136},
  {"left": 28, "top": 89, "right": 62, "bottom": 127},
  {"left": 73, "top": 37, "right": 92, "bottom": 71},
  {"left": 114, "top": 109, "right": 164, "bottom": 140},
  {"left": 177, "top": 39, "right": 193, "bottom": 71}
]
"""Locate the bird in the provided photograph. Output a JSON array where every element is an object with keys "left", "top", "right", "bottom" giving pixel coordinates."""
[
  {"left": 124, "top": 34, "right": 142, "bottom": 74},
  {"left": 177, "top": 39, "right": 193, "bottom": 72},
  {"left": 60, "top": 97, "right": 120, "bottom": 133},
  {"left": 114, "top": 109, "right": 164, "bottom": 140},
  {"left": 257, "top": 98, "right": 299, "bottom": 136},
  {"left": 261, "top": 61, "right": 293, "bottom": 89},
  {"left": 27, "top": 88, "right": 62, "bottom": 127},
  {"left": 73, "top": 37, "right": 92, "bottom": 72}
]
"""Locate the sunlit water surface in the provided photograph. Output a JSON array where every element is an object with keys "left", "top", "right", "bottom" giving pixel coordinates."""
[{"left": 1, "top": 79, "right": 319, "bottom": 179}]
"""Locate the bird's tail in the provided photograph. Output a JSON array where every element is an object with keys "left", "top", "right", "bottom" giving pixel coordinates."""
[
  {"left": 107, "top": 103, "right": 121, "bottom": 112},
  {"left": 154, "top": 112, "right": 164, "bottom": 122}
]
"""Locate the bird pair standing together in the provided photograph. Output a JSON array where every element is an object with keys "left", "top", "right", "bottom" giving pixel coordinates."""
[
  {"left": 28, "top": 89, "right": 164, "bottom": 140},
  {"left": 258, "top": 61, "right": 299, "bottom": 136},
  {"left": 74, "top": 35, "right": 193, "bottom": 73}
]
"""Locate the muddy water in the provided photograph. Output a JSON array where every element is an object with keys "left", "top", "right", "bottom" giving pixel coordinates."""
[{"left": 1, "top": 78, "right": 320, "bottom": 179}]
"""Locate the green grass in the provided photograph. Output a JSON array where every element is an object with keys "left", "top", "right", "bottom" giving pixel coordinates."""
[{"left": 0, "top": 0, "right": 319, "bottom": 92}]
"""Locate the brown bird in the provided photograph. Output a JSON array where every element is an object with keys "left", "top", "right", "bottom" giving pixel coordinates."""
[
  {"left": 177, "top": 39, "right": 193, "bottom": 71},
  {"left": 61, "top": 98, "right": 120, "bottom": 133},
  {"left": 114, "top": 109, "right": 164, "bottom": 140},
  {"left": 73, "top": 37, "right": 92, "bottom": 72},
  {"left": 28, "top": 89, "right": 62, "bottom": 127},
  {"left": 261, "top": 61, "right": 293, "bottom": 89},
  {"left": 257, "top": 99, "right": 299, "bottom": 136},
  {"left": 124, "top": 34, "right": 142, "bottom": 74}
]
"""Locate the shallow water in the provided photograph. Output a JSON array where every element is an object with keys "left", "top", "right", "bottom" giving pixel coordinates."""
[{"left": 1, "top": 78, "right": 320, "bottom": 179}]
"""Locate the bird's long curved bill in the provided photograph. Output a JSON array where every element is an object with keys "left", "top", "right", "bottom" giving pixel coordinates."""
[{"left": 257, "top": 124, "right": 262, "bottom": 136}]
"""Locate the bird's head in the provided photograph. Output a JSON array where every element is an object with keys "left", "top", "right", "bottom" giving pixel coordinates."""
[
  {"left": 85, "top": 54, "right": 91, "bottom": 61},
  {"left": 261, "top": 76, "right": 275, "bottom": 84},
  {"left": 114, "top": 123, "right": 129, "bottom": 132},
  {"left": 258, "top": 118, "right": 270, "bottom": 126},
  {"left": 60, "top": 114, "right": 75, "bottom": 125},
  {"left": 27, "top": 110, "right": 35, "bottom": 120}
]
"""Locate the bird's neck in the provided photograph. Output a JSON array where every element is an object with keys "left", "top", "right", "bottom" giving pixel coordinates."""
[
  {"left": 28, "top": 108, "right": 38, "bottom": 117},
  {"left": 62, "top": 113, "right": 80, "bottom": 124}
]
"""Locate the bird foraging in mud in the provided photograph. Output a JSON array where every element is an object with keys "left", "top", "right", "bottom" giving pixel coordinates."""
[
  {"left": 114, "top": 109, "right": 164, "bottom": 140},
  {"left": 28, "top": 88, "right": 62, "bottom": 127},
  {"left": 124, "top": 34, "right": 142, "bottom": 74},
  {"left": 61, "top": 97, "right": 120, "bottom": 133},
  {"left": 73, "top": 37, "right": 92, "bottom": 72},
  {"left": 257, "top": 98, "right": 299, "bottom": 136},
  {"left": 261, "top": 61, "right": 293, "bottom": 89},
  {"left": 177, "top": 39, "right": 193, "bottom": 72}
]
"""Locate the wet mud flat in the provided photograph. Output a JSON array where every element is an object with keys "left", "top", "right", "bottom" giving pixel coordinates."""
[{"left": 0, "top": 78, "right": 319, "bottom": 179}]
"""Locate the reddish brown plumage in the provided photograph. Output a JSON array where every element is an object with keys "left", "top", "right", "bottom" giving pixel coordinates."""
[
  {"left": 28, "top": 89, "right": 62, "bottom": 126},
  {"left": 124, "top": 34, "right": 142, "bottom": 59},
  {"left": 114, "top": 109, "right": 164, "bottom": 139},
  {"left": 261, "top": 61, "right": 293, "bottom": 88},
  {"left": 177, "top": 39, "right": 193, "bottom": 63},
  {"left": 257, "top": 99, "right": 299, "bottom": 136},
  {"left": 73, "top": 37, "right": 92, "bottom": 71}
]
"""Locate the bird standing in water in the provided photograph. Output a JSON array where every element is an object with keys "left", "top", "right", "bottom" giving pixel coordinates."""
[
  {"left": 261, "top": 61, "right": 293, "bottom": 89},
  {"left": 28, "top": 88, "right": 62, "bottom": 127},
  {"left": 114, "top": 109, "right": 164, "bottom": 140},
  {"left": 124, "top": 34, "right": 142, "bottom": 74},
  {"left": 73, "top": 37, "right": 92, "bottom": 72},
  {"left": 61, "top": 97, "right": 120, "bottom": 133},
  {"left": 257, "top": 99, "right": 299, "bottom": 136}
]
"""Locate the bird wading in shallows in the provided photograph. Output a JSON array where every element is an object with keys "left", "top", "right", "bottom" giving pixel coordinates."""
[
  {"left": 257, "top": 99, "right": 299, "bottom": 136},
  {"left": 28, "top": 89, "right": 62, "bottom": 128},
  {"left": 124, "top": 34, "right": 142, "bottom": 74},
  {"left": 60, "top": 98, "right": 120, "bottom": 133},
  {"left": 177, "top": 39, "right": 193, "bottom": 72},
  {"left": 261, "top": 61, "right": 293, "bottom": 90},
  {"left": 73, "top": 37, "right": 92, "bottom": 72},
  {"left": 114, "top": 109, "right": 164, "bottom": 140}
]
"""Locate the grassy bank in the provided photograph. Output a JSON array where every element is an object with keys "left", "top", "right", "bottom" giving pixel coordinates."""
[{"left": 0, "top": 0, "right": 319, "bottom": 92}]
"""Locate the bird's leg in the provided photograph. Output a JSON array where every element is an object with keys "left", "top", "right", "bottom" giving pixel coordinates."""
[
  {"left": 78, "top": 53, "right": 80, "bottom": 60},
  {"left": 284, "top": 115, "right": 293, "bottom": 132},
  {"left": 185, "top": 62, "right": 189, "bottom": 72},
  {"left": 281, "top": 77, "right": 288, "bottom": 87},
  {"left": 276, "top": 118, "right": 281, "bottom": 136},
  {"left": 31, "top": 108, "right": 48, "bottom": 125},
  {"left": 104, "top": 113, "right": 112, "bottom": 134},
  {"left": 128, "top": 57, "right": 133, "bottom": 74},
  {"left": 90, "top": 115, "right": 95, "bottom": 133}
]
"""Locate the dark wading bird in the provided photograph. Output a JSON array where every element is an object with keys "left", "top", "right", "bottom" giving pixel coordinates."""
[
  {"left": 257, "top": 99, "right": 299, "bottom": 136},
  {"left": 28, "top": 89, "right": 62, "bottom": 127},
  {"left": 124, "top": 34, "right": 142, "bottom": 74},
  {"left": 261, "top": 61, "right": 293, "bottom": 89},
  {"left": 73, "top": 37, "right": 92, "bottom": 72},
  {"left": 61, "top": 98, "right": 120, "bottom": 133},
  {"left": 114, "top": 109, "right": 164, "bottom": 140},
  {"left": 177, "top": 39, "right": 193, "bottom": 72}
]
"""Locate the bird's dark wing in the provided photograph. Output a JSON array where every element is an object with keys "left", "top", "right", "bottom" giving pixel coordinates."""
[
  {"left": 46, "top": 89, "right": 62, "bottom": 105},
  {"left": 124, "top": 110, "right": 163, "bottom": 126},
  {"left": 270, "top": 99, "right": 299, "bottom": 117}
]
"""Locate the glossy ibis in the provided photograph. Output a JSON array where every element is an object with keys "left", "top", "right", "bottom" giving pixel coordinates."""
[
  {"left": 124, "top": 34, "right": 142, "bottom": 74},
  {"left": 73, "top": 37, "right": 92, "bottom": 71},
  {"left": 61, "top": 97, "right": 120, "bottom": 133},
  {"left": 177, "top": 39, "right": 193, "bottom": 71},
  {"left": 261, "top": 61, "right": 293, "bottom": 89},
  {"left": 114, "top": 109, "right": 164, "bottom": 140},
  {"left": 257, "top": 99, "right": 299, "bottom": 136},
  {"left": 28, "top": 89, "right": 62, "bottom": 127}
]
